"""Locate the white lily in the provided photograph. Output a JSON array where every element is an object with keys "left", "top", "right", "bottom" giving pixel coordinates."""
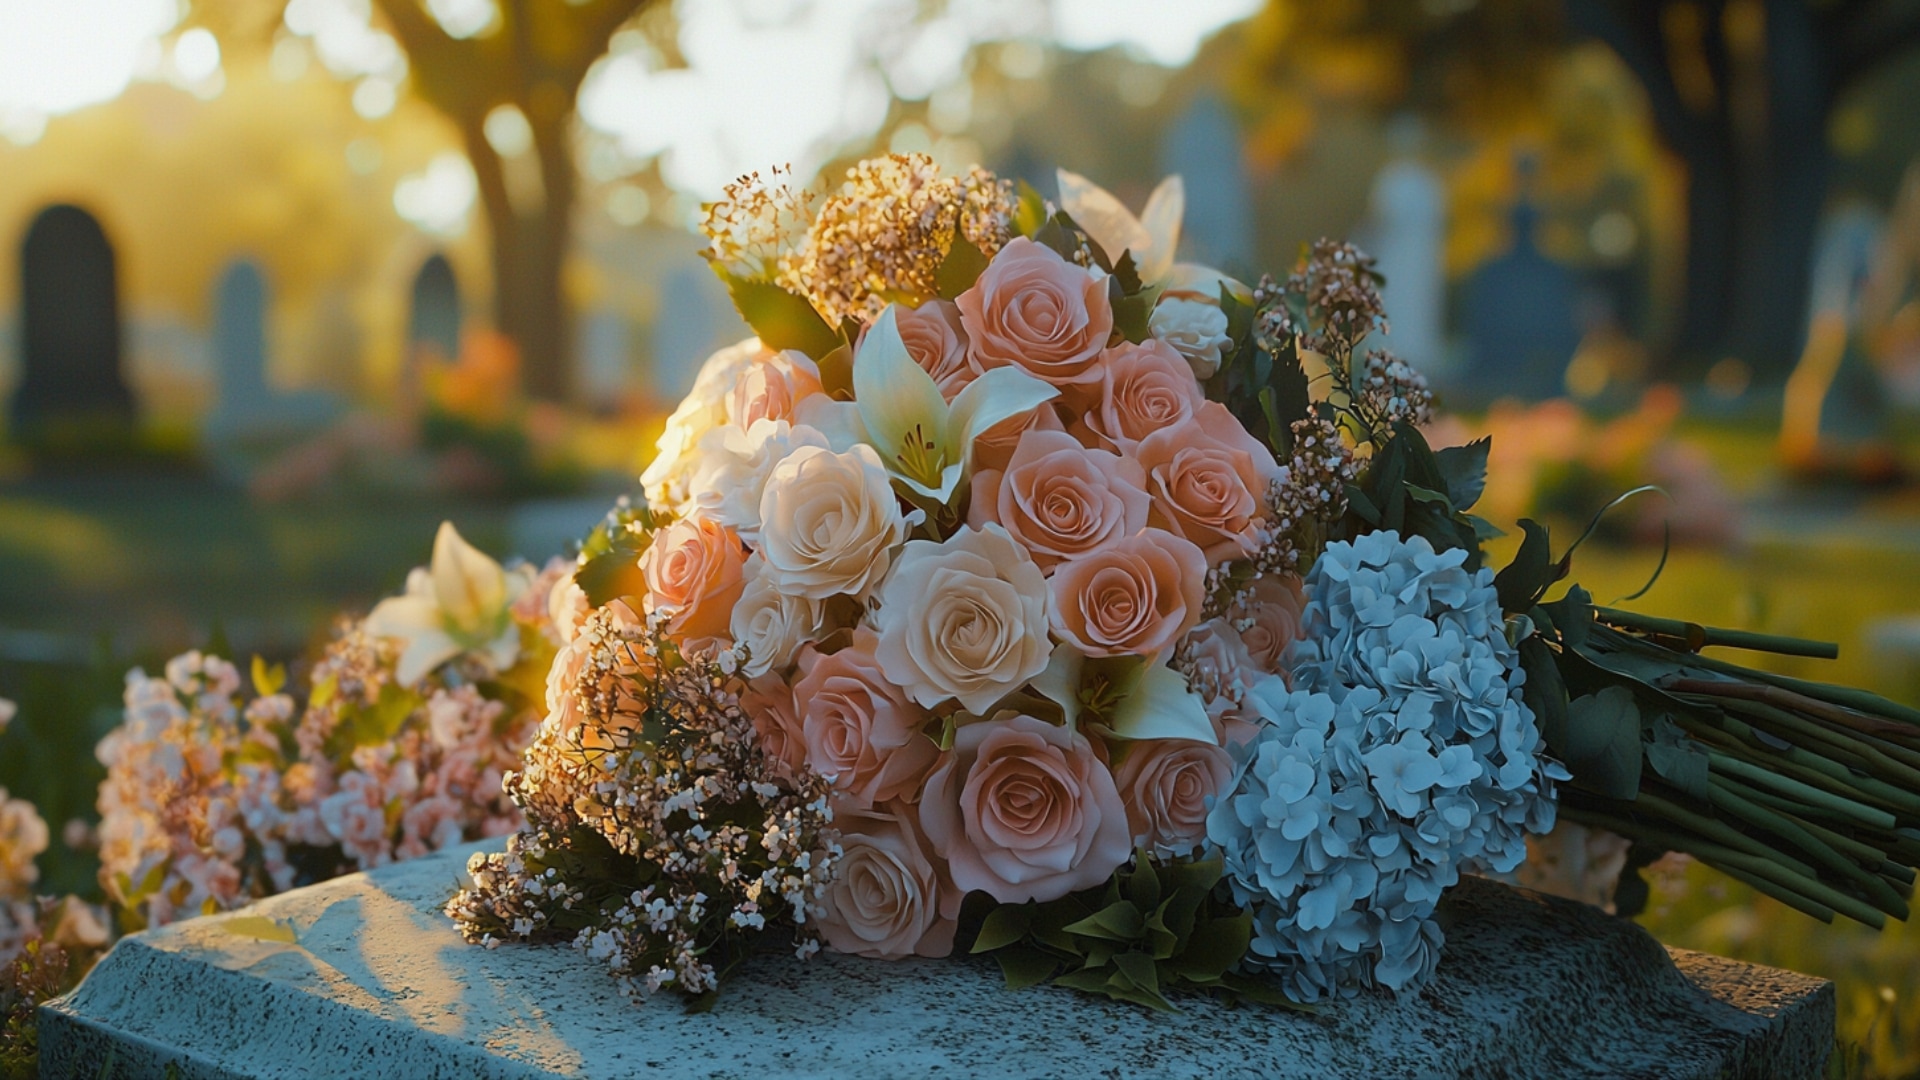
[
  {"left": 1057, "top": 168, "right": 1185, "bottom": 284},
  {"left": 365, "top": 521, "right": 528, "bottom": 686},
  {"left": 807, "top": 305, "right": 1056, "bottom": 508}
]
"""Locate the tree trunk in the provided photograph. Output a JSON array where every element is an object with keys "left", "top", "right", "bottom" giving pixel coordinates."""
[{"left": 459, "top": 116, "right": 576, "bottom": 403}]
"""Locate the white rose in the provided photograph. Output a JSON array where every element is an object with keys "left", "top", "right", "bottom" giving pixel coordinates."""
[
  {"left": 685, "top": 419, "right": 830, "bottom": 546},
  {"left": 729, "top": 555, "right": 827, "bottom": 678},
  {"left": 640, "top": 338, "right": 766, "bottom": 510},
  {"left": 757, "top": 444, "right": 909, "bottom": 600},
  {"left": 873, "top": 524, "right": 1051, "bottom": 714},
  {"left": 1149, "top": 297, "right": 1232, "bottom": 382}
]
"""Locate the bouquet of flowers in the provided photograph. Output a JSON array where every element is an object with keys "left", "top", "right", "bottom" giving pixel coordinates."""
[
  {"left": 95, "top": 524, "right": 568, "bottom": 929},
  {"left": 451, "top": 153, "right": 1920, "bottom": 1010}
]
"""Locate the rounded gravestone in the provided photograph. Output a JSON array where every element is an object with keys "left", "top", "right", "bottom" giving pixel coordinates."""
[
  {"left": 9, "top": 204, "right": 136, "bottom": 439},
  {"left": 408, "top": 253, "right": 462, "bottom": 364}
]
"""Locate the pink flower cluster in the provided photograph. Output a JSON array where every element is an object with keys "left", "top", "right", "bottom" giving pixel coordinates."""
[
  {"left": 632, "top": 225, "right": 1310, "bottom": 961},
  {"left": 94, "top": 559, "right": 568, "bottom": 929}
]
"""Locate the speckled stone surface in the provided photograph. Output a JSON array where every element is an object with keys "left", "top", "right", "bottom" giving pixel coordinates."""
[{"left": 40, "top": 841, "right": 1833, "bottom": 1080}]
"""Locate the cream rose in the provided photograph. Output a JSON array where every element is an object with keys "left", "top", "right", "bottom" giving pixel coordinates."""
[
  {"left": 1113, "top": 737, "right": 1234, "bottom": 856},
  {"left": 1047, "top": 527, "right": 1207, "bottom": 660},
  {"left": 817, "top": 800, "right": 960, "bottom": 959},
  {"left": 687, "top": 419, "right": 831, "bottom": 546},
  {"left": 727, "top": 348, "right": 824, "bottom": 429},
  {"left": 872, "top": 524, "right": 1051, "bottom": 714},
  {"left": 729, "top": 556, "right": 827, "bottom": 678},
  {"left": 639, "top": 514, "right": 747, "bottom": 646},
  {"left": 757, "top": 444, "right": 909, "bottom": 600},
  {"left": 956, "top": 237, "right": 1113, "bottom": 387},
  {"left": 1149, "top": 297, "right": 1232, "bottom": 381},
  {"left": 1081, "top": 339, "right": 1206, "bottom": 454},
  {"left": 794, "top": 629, "right": 937, "bottom": 806},
  {"left": 640, "top": 338, "right": 767, "bottom": 510},
  {"left": 894, "top": 299, "right": 975, "bottom": 400},
  {"left": 918, "top": 712, "right": 1132, "bottom": 904},
  {"left": 968, "top": 428, "right": 1149, "bottom": 573},
  {"left": 1136, "top": 402, "right": 1283, "bottom": 563},
  {"left": 739, "top": 673, "right": 808, "bottom": 781},
  {"left": 1229, "top": 572, "right": 1307, "bottom": 677}
]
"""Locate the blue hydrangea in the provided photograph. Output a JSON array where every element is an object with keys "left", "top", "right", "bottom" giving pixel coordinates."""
[{"left": 1205, "top": 531, "right": 1567, "bottom": 1003}]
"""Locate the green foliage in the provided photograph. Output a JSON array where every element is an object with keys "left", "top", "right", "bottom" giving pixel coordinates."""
[
  {"left": 1012, "top": 180, "right": 1049, "bottom": 238},
  {"left": 934, "top": 234, "right": 989, "bottom": 299},
  {"left": 1, "top": 936, "right": 73, "bottom": 1080},
  {"left": 1344, "top": 423, "right": 1494, "bottom": 570},
  {"left": 966, "top": 852, "right": 1311, "bottom": 1014},
  {"left": 713, "top": 269, "right": 841, "bottom": 359},
  {"left": 1206, "top": 289, "right": 1309, "bottom": 457},
  {"left": 320, "top": 681, "right": 424, "bottom": 763},
  {"left": 575, "top": 503, "right": 658, "bottom": 608}
]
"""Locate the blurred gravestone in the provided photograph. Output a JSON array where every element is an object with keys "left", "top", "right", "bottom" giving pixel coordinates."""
[
  {"left": 8, "top": 204, "right": 136, "bottom": 442},
  {"left": 1808, "top": 205, "right": 1886, "bottom": 440},
  {"left": 652, "top": 260, "right": 734, "bottom": 399},
  {"left": 1367, "top": 133, "right": 1446, "bottom": 377},
  {"left": 1160, "top": 93, "right": 1252, "bottom": 272},
  {"left": 408, "top": 254, "right": 462, "bottom": 365},
  {"left": 579, "top": 309, "right": 630, "bottom": 410},
  {"left": 1461, "top": 199, "right": 1581, "bottom": 401},
  {"left": 202, "top": 259, "right": 339, "bottom": 447}
]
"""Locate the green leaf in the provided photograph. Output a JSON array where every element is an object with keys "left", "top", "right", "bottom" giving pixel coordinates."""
[
  {"left": 1167, "top": 854, "right": 1224, "bottom": 896},
  {"left": 1052, "top": 968, "right": 1117, "bottom": 995},
  {"left": 1111, "top": 951, "right": 1162, "bottom": 996},
  {"left": 1111, "top": 250, "right": 1145, "bottom": 295},
  {"left": 1064, "top": 901, "right": 1145, "bottom": 942},
  {"left": 971, "top": 903, "right": 1032, "bottom": 954},
  {"left": 1435, "top": 437, "right": 1491, "bottom": 511},
  {"left": 1126, "top": 858, "right": 1162, "bottom": 913},
  {"left": 251, "top": 655, "right": 286, "bottom": 697},
  {"left": 1110, "top": 286, "right": 1154, "bottom": 345},
  {"left": 1541, "top": 585, "right": 1595, "bottom": 651},
  {"left": 1518, "top": 634, "right": 1571, "bottom": 761},
  {"left": 994, "top": 946, "right": 1059, "bottom": 991},
  {"left": 1494, "top": 519, "right": 1555, "bottom": 614},
  {"left": 1265, "top": 345, "right": 1310, "bottom": 454},
  {"left": 715, "top": 270, "right": 840, "bottom": 358},
  {"left": 1013, "top": 180, "right": 1049, "bottom": 238},
  {"left": 1345, "top": 483, "right": 1382, "bottom": 526},
  {"left": 1032, "top": 213, "right": 1083, "bottom": 264},
  {"left": 575, "top": 542, "right": 648, "bottom": 607},
  {"left": 1646, "top": 718, "right": 1712, "bottom": 799},
  {"left": 935, "top": 234, "right": 990, "bottom": 299},
  {"left": 1562, "top": 685, "right": 1644, "bottom": 799},
  {"left": 1169, "top": 911, "right": 1252, "bottom": 982}
]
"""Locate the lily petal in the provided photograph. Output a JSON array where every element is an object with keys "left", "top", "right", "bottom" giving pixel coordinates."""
[
  {"left": 947, "top": 365, "right": 1057, "bottom": 466},
  {"left": 1031, "top": 642, "right": 1086, "bottom": 727},
  {"left": 394, "top": 629, "right": 464, "bottom": 687},
  {"left": 429, "top": 521, "right": 507, "bottom": 633},
  {"left": 365, "top": 594, "right": 443, "bottom": 638},
  {"left": 1057, "top": 168, "right": 1151, "bottom": 269},
  {"left": 1136, "top": 175, "right": 1185, "bottom": 283},
  {"left": 792, "top": 395, "right": 870, "bottom": 453},
  {"left": 852, "top": 306, "right": 954, "bottom": 494},
  {"left": 1107, "top": 663, "right": 1217, "bottom": 743}
]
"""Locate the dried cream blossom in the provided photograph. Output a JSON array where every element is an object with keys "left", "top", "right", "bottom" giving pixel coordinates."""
[
  {"left": 783, "top": 154, "right": 1015, "bottom": 324},
  {"left": 700, "top": 165, "right": 817, "bottom": 283}
]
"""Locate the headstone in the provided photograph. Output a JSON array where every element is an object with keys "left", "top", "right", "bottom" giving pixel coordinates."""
[
  {"left": 408, "top": 254, "right": 462, "bottom": 365},
  {"left": 202, "top": 260, "right": 341, "bottom": 447},
  {"left": 1365, "top": 121, "right": 1446, "bottom": 376},
  {"left": 1160, "top": 93, "right": 1253, "bottom": 273},
  {"left": 8, "top": 204, "right": 136, "bottom": 440},
  {"left": 41, "top": 841, "right": 1834, "bottom": 1079},
  {"left": 578, "top": 309, "right": 630, "bottom": 409},
  {"left": 1461, "top": 198, "right": 1582, "bottom": 401},
  {"left": 1808, "top": 204, "right": 1887, "bottom": 441}
]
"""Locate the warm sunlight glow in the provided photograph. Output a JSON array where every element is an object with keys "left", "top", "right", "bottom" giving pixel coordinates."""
[{"left": 0, "top": 0, "right": 178, "bottom": 141}]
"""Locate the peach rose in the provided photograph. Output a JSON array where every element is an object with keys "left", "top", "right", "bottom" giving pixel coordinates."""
[
  {"left": 1229, "top": 573, "right": 1306, "bottom": 677},
  {"left": 757, "top": 444, "right": 909, "bottom": 600},
  {"left": 817, "top": 800, "right": 960, "bottom": 959},
  {"left": 919, "top": 712, "right": 1131, "bottom": 904},
  {"left": 968, "top": 428, "right": 1150, "bottom": 573},
  {"left": 640, "top": 514, "right": 747, "bottom": 645},
  {"left": 894, "top": 299, "right": 976, "bottom": 400},
  {"left": 1080, "top": 339, "right": 1205, "bottom": 454},
  {"left": 873, "top": 525, "right": 1052, "bottom": 715},
  {"left": 739, "top": 672, "right": 808, "bottom": 781},
  {"left": 795, "top": 629, "right": 937, "bottom": 807},
  {"left": 957, "top": 237, "right": 1113, "bottom": 387},
  {"left": 1135, "top": 402, "right": 1282, "bottom": 563},
  {"left": 1113, "top": 737, "right": 1234, "bottom": 856},
  {"left": 727, "top": 348, "right": 823, "bottom": 428},
  {"left": 1048, "top": 527, "right": 1207, "bottom": 659},
  {"left": 542, "top": 632, "right": 649, "bottom": 756},
  {"left": 971, "top": 400, "right": 1066, "bottom": 475}
]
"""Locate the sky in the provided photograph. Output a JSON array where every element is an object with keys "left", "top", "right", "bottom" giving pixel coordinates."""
[{"left": 0, "top": 0, "right": 1261, "bottom": 232}]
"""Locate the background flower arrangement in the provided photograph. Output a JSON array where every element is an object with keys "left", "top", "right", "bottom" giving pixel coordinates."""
[{"left": 92, "top": 523, "right": 568, "bottom": 930}]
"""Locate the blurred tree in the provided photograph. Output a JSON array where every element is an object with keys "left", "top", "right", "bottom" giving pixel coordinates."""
[
  {"left": 369, "top": 0, "right": 661, "bottom": 402},
  {"left": 1235, "top": 0, "right": 1920, "bottom": 378}
]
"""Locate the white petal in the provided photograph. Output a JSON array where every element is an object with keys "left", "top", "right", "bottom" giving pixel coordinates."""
[
  {"left": 395, "top": 630, "right": 463, "bottom": 687},
  {"left": 430, "top": 521, "right": 507, "bottom": 632},
  {"left": 1108, "top": 663, "right": 1217, "bottom": 743},
  {"left": 947, "top": 366, "right": 1057, "bottom": 463},
  {"left": 1031, "top": 642, "right": 1086, "bottom": 727},
  {"left": 1056, "top": 168, "right": 1151, "bottom": 270},
  {"left": 792, "top": 396, "right": 870, "bottom": 454},
  {"left": 365, "top": 594, "right": 443, "bottom": 638},
  {"left": 853, "top": 306, "right": 953, "bottom": 490},
  {"left": 1136, "top": 175, "right": 1186, "bottom": 283}
]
